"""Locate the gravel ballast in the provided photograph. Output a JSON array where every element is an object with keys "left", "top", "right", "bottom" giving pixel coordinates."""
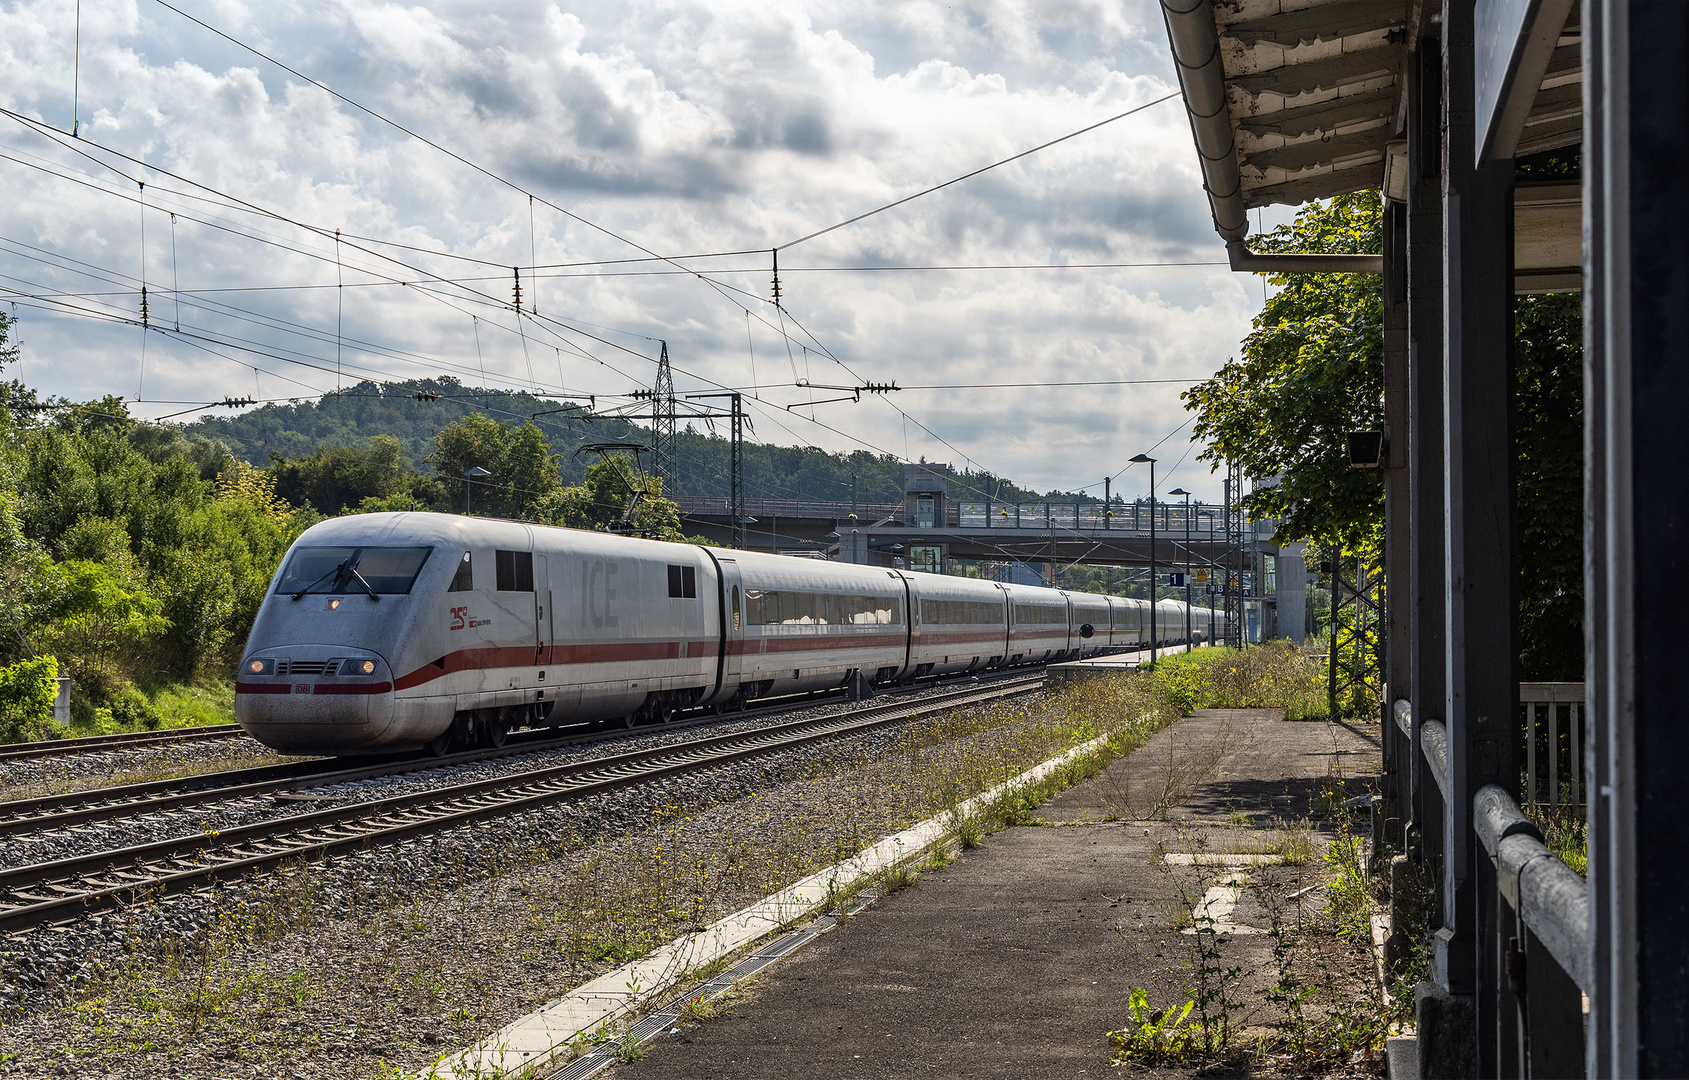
[{"left": 0, "top": 687, "right": 1117, "bottom": 1079}]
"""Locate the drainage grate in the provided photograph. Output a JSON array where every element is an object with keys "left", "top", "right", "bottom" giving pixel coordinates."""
[
  {"left": 626, "top": 1012, "right": 679, "bottom": 1042},
  {"left": 751, "top": 930, "right": 814, "bottom": 959},
  {"left": 547, "top": 1049, "right": 617, "bottom": 1080},
  {"left": 725, "top": 954, "right": 781, "bottom": 978}
]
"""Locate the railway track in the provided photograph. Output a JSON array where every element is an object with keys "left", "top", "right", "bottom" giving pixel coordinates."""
[
  {"left": 0, "top": 668, "right": 1045, "bottom": 840},
  {"left": 0, "top": 673, "right": 1046, "bottom": 935},
  {"left": 0, "top": 724, "right": 247, "bottom": 765}
]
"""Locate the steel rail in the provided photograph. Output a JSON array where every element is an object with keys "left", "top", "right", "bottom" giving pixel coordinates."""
[
  {"left": 0, "top": 675, "right": 1044, "bottom": 935},
  {"left": 0, "top": 724, "right": 247, "bottom": 764},
  {"left": 0, "top": 667, "right": 1046, "bottom": 838}
]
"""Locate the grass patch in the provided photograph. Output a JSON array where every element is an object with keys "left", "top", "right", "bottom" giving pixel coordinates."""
[
  {"left": 1148, "top": 641, "right": 1331, "bottom": 720},
  {"left": 1525, "top": 801, "right": 1587, "bottom": 876}
]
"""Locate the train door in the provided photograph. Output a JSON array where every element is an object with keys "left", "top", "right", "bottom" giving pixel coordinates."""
[
  {"left": 712, "top": 555, "right": 745, "bottom": 702},
  {"left": 1062, "top": 593, "right": 1076, "bottom": 657},
  {"left": 997, "top": 584, "right": 1012, "bottom": 662},
  {"left": 533, "top": 553, "right": 550, "bottom": 664}
]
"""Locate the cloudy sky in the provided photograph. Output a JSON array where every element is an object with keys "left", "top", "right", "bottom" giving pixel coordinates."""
[{"left": 0, "top": 0, "right": 1288, "bottom": 503}]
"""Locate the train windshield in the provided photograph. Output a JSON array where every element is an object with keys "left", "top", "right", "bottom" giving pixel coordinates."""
[{"left": 275, "top": 546, "right": 433, "bottom": 595}]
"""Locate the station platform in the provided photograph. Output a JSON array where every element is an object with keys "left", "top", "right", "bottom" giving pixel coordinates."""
[{"left": 603, "top": 708, "right": 1381, "bottom": 1080}]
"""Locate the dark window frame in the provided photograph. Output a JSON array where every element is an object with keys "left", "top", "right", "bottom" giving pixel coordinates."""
[
  {"left": 448, "top": 551, "right": 474, "bottom": 593},
  {"left": 495, "top": 550, "right": 535, "bottom": 592}
]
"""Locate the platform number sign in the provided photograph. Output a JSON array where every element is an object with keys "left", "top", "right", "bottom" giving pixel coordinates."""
[{"left": 1169, "top": 572, "right": 1186, "bottom": 587}]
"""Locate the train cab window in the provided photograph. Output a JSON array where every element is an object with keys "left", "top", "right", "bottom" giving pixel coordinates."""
[
  {"left": 447, "top": 552, "right": 473, "bottom": 592},
  {"left": 667, "top": 564, "right": 697, "bottom": 598},
  {"left": 495, "top": 550, "right": 534, "bottom": 592},
  {"left": 276, "top": 546, "right": 433, "bottom": 595}
]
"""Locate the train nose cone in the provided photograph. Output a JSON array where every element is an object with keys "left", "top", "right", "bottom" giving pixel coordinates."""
[{"left": 235, "top": 650, "right": 396, "bottom": 753}]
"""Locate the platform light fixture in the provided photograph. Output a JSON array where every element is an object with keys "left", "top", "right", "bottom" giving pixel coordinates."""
[
  {"left": 1169, "top": 488, "right": 1193, "bottom": 647},
  {"left": 463, "top": 466, "right": 491, "bottom": 515},
  {"left": 1129, "top": 453, "right": 1158, "bottom": 664}
]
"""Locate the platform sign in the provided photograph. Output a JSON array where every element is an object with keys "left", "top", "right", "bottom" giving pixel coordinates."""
[{"left": 1169, "top": 572, "right": 1186, "bottom": 587}]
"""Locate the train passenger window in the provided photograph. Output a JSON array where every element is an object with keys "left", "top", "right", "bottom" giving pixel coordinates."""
[
  {"left": 447, "top": 552, "right": 473, "bottom": 592},
  {"left": 495, "top": 550, "right": 534, "bottom": 592},
  {"left": 1016, "top": 604, "right": 1068, "bottom": 625},
  {"left": 667, "top": 565, "right": 698, "bottom": 599},
  {"left": 741, "top": 589, "right": 901, "bottom": 626},
  {"left": 919, "top": 599, "right": 1004, "bottom": 624},
  {"left": 732, "top": 586, "right": 741, "bottom": 630}
]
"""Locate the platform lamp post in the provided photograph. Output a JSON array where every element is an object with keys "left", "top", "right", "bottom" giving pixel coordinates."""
[
  {"left": 1197, "top": 508, "right": 1218, "bottom": 643},
  {"left": 463, "top": 466, "right": 491, "bottom": 515},
  {"left": 1170, "top": 488, "right": 1192, "bottom": 649},
  {"left": 1129, "top": 453, "right": 1157, "bottom": 663}
]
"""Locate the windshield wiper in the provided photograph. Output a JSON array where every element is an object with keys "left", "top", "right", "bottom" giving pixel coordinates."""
[
  {"left": 291, "top": 561, "right": 348, "bottom": 601},
  {"left": 346, "top": 567, "right": 382, "bottom": 602}
]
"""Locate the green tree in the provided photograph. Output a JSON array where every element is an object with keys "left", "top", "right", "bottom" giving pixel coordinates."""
[
  {"left": 37, "top": 560, "right": 169, "bottom": 674},
  {"left": 1183, "top": 192, "right": 1384, "bottom": 554},
  {"left": 429, "top": 414, "right": 561, "bottom": 520},
  {"left": 534, "top": 458, "right": 703, "bottom": 543},
  {"left": 268, "top": 434, "right": 442, "bottom": 514},
  {"left": 1515, "top": 293, "right": 1584, "bottom": 680},
  {"left": 1183, "top": 193, "right": 1584, "bottom": 679}
]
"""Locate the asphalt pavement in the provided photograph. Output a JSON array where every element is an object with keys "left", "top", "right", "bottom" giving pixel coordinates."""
[{"left": 607, "top": 708, "right": 1382, "bottom": 1080}]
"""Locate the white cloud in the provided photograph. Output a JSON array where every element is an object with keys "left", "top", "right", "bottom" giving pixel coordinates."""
[{"left": 0, "top": 0, "right": 1272, "bottom": 499}]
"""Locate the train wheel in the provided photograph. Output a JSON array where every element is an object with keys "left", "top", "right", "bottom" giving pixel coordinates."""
[
  {"left": 426, "top": 730, "right": 451, "bottom": 757},
  {"left": 623, "top": 712, "right": 638, "bottom": 729},
  {"left": 656, "top": 703, "right": 676, "bottom": 723},
  {"left": 487, "top": 719, "right": 509, "bottom": 748}
]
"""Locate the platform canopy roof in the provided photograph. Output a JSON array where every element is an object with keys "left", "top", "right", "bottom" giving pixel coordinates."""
[{"left": 1161, "top": 0, "right": 1582, "bottom": 286}]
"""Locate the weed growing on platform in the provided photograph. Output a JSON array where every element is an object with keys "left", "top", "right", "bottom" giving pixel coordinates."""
[
  {"left": 1150, "top": 641, "right": 1328, "bottom": 719},
  {"left": 1107, "top": 987, "right": 1196, "bottom": 1064}
]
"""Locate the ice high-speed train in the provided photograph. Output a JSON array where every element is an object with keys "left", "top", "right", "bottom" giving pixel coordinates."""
[{"left": 235, "top": 513, "right": 1202, "bottom": 755}]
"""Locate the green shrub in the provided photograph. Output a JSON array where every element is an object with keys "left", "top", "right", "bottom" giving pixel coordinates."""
[{"left": 0, "top": 655, "right": 61, "bottom": 742}]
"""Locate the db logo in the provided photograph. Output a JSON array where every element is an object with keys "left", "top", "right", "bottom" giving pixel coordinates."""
[
  {"left": 292, "top": 684, "right": 312, "bottom": 695},
  {"left": 450, "top": 606, "right": 468, "bottom": 631}
]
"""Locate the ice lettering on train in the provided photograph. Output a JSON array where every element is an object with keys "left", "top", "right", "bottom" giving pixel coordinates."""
[{"left": 582, "top": 560, "right": 620, "bottom": 629}]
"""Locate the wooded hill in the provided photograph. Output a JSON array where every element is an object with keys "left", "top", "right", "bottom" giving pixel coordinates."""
[{"left": 182, "top": 378, "right": 1070, "bottom": 510}]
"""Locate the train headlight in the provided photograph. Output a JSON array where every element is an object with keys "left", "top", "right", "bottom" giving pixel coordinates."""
[
  {"left": 326, "top": 598, "right": 342, "bottom": 611},
  {"left": 358, "top": 660, "right": 376, "bottom": 675},
  {"left": 246, "top": 658, "right": 275, "bottom": 676}
]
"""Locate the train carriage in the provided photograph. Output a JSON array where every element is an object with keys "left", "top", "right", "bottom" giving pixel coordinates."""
[
  {"left": 236, "top": 512, "right": 1207, "bottom": 756},
  {"left": 907, "top": 575, "right": 1011, "bottom": 676},
  {"left": 727, "top": 551, "right": 910, "bottom": 699},
  {"left": 1002, "top": 582, "right": 1074, "bottom": 665},
  {"left": 1065, "top": 590, "right": 1113, "bottom": 657}
]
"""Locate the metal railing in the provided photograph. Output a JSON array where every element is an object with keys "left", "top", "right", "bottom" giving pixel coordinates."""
[
  {"left": 672, "top": 497, "right": 903, "bottom": 520},
  {"left": 1521, "top": 682, "right": 1584, "bottom": 807},
  {"left": 956, "top": 500, "right": 1251, "bottom": 534},
  {"left": 1399, "top": 698, "right": 1589, "bottom": 1076}
]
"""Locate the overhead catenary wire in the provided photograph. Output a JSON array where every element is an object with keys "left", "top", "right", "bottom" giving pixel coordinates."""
[
  {"left": 2, "top": 113, "right": 1113, "bottom": 489},
  {"left": 779, "top": 91, "right": 1181, "bottom": 251},
  {"left": 0, "top": 32, "right": 1195, "bottom": 504}
]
